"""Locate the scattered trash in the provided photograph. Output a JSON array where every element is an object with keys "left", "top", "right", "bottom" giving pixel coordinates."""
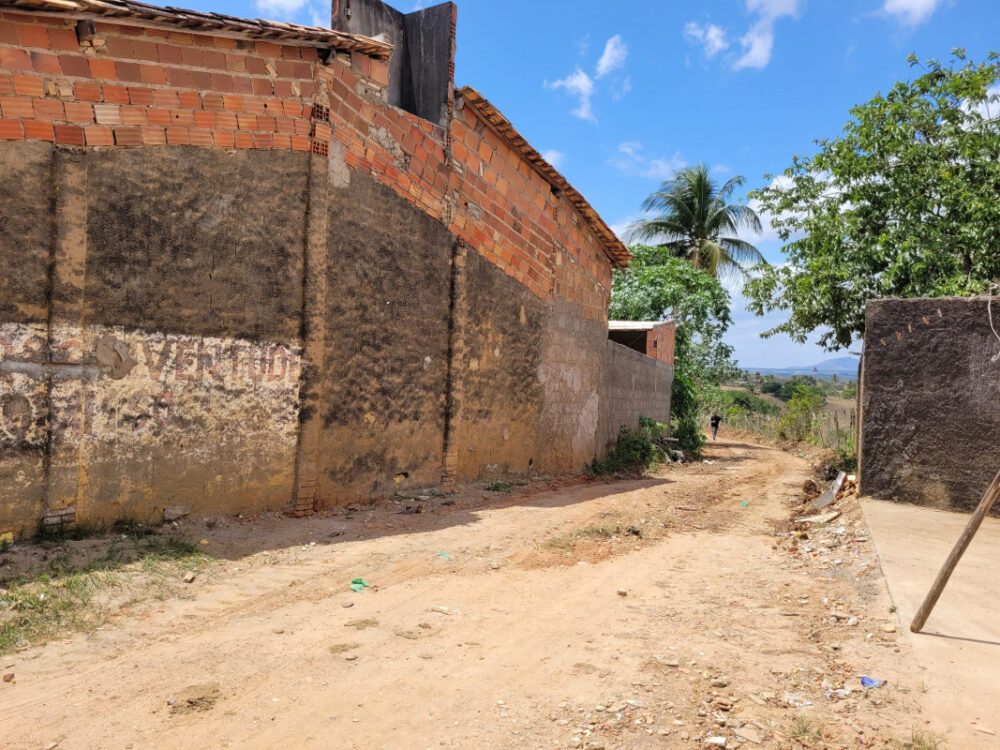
[
  {"left": 860, "top": 676, "right": 886, "bottom": 689},
  {"left": 436, "top": 551, "right": 452, "bottom": 560},
  {"left": 616, "top": 589, "right": 628, "bottom": 597},
  {"left": 349, "top": 578, "right": 370, "bottom": 592},
  {"left": 199, "top": 539, "right": 209, "bottom": 545},
  {"left": 812, "top": 471, "right": 845, "bottom": 510},
  {"left": 822, "top": 678, "right": 850, "bottom": 699},
  {"left": 782, "top": 691, "right": 813, "bottom": 707},
  {"left": 794, "top": 510, "right": 842, "bottom": 525},
  {"left": 703, "top": 460, "right": 715, "bottom": 465},
  {"left": 740, "top": 500, "right": 749, "bottom": 508}
]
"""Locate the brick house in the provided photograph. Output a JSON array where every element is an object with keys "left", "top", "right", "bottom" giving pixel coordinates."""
[
  {"left": 607, "top": 320, "right": 676, "bottom": 365},
  {"left": 0, "top": 0, "right": 674, "bottom": 536}
]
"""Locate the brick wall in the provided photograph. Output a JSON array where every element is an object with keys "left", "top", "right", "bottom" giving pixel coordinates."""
[
  {"left": 646, "top": 321, "right": 675, "bottom": 364},
  {"left": 0, "top": 8, "right": 613, "bottom": 314}
]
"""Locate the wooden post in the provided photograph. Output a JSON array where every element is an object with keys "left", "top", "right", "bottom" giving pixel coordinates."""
[{"left": 910, "top": 468, "right": 1000, "bottom": 632}]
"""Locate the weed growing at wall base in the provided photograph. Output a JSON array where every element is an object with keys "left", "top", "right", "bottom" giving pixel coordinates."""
[
  {"left": 590, "top": 417, "right": 667, "bottom": 475},
  {"left": 0, "top": 531, "right": 209, "bottom": 655}
]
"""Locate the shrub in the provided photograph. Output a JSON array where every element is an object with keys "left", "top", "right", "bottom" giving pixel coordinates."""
[
  {"left": 670, "top": 374, "right": 706, "bottom": 457},
  {"left": 590, "top": 418, "right": 666, "bottom": 475}
]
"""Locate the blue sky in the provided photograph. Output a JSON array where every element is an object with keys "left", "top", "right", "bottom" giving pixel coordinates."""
[{"left": 187, "top": 0, "right": 995, "bottom": 368}]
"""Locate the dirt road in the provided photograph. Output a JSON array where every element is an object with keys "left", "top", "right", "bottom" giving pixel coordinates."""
[{"left": 1, "top": 438, "right": 935, "bottom": 749}]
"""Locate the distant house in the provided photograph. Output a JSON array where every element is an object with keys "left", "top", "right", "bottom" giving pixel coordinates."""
[{"left": 608, "top": 320, "right": 676, "bottom": 365}]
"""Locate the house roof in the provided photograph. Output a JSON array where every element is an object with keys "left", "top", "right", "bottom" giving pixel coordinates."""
[
  {"left": 0, "top": 0, "right": 393, "bottom": 56},
  {"left": 457, "top": 86, "right": 631, "bottom": 269},
  {"left": 608, "top": 320, "right": 672, "bottom": 331}
]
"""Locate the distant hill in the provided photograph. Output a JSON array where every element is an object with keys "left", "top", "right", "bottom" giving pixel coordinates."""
[{"left": 746, "top": 356, "right": 860, "bottom": 379}]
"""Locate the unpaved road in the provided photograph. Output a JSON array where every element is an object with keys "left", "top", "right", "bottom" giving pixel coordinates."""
[{"left": 2, "top": 438, "right": 937, "bottom": 749}]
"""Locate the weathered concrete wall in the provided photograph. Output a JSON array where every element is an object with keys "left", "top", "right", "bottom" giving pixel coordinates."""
[
  {"left": 318, "top": 171, "right": 452, "bottom": 501},
  {"left": 448, "top": 243, "right": 547, "bottom": 480},
  {"left": 0, "top": 7, "right": 663, "bottom": 537},
  {"left": 0, "top": 141, "right": 51, "bottom": 537},
  {"left": 1, "top": 143, "right": 308, "bottom": 533},
  {"left": 598, "top": 342, "right": 673, "bottom": 454},
  {"left": 859, "top": 297, "right": 1000, "bottom": 515}
]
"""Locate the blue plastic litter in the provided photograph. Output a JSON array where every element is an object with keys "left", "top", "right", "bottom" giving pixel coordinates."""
[{"left": 860, "top": 676, "right": 886, "bottom": 689}]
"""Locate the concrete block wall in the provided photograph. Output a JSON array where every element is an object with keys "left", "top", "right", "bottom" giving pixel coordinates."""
[
  {"left": 0, "top": 4, "right": 672, "bottom": 536},
  {"left": 598, "top": 342, "right": 673, "bottom": 453},
  {"left": 859, "top": 297, "right": 1000, "bottom": 515}
]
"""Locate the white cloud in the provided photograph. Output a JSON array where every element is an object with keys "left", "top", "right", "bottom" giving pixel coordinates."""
[
  {"left": 254, "top": 0, "right": 309, "bottom": 17},
  {"left": 882, "top": 0, "right": 942, "bottom": 25},
  {"left": 683, "top": 22, "right": 729, "bottom": 58},
  {"left": 308, "top": 1, "right": 327, "bottom": 27},
  {"left": 611, "top": 141, "right": 687, "bottom": 180},
  {"left": 596, "top": 35, "right": 628, "bottom": 78},
  {"left": 541, "top": 149, "right": 565, "bottom": 169},
  {"left": 545, "top": 67, "right": 597, "bottom": 123},
  {"left": 732, "top": 0, "right": 800, "bottom": 71},
  {"left": 612, "top": 75, "right": 632, "bottom": 101}
]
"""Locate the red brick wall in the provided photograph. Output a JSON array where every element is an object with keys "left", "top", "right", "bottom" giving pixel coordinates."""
[
  {"left": 0, "top": 9, "right": 613, "bottom": 317},
  {"left": 646, "top": 320, "right": 675, "bottom": 365}
]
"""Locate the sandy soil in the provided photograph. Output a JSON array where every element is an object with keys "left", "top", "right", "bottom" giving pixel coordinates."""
[{"left": 1, "top": 435, "right": 939, "bottom": 749}]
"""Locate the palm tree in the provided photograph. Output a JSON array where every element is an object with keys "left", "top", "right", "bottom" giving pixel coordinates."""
[{"left": 626, "top": 163, "right": 765, "bottom": 280}]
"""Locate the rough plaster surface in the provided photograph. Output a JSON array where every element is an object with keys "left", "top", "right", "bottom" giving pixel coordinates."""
[
  {"left": 0, "top": 141, "right": 51, "bottom": 325},
  {"left": 0, "top": 141, "right": 673, "bottom": 536},
  {"left": 451, "top": 246, "right": 546, "bottom": 480},
  {"left": 319, "top": 171, "right": 451, "bottom": 500},
  {"left": 859, "top": 297, "right": 1000, "bottom": 514},
  {"left": 84, "top": 147, "right": 308, "bottom": 342}
]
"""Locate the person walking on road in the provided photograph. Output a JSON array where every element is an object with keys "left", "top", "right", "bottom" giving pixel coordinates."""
[{"left": 710, "top": 413, "right": 722, "bottom": 441}]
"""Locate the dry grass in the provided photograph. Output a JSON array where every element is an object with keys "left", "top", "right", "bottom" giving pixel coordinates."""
[{"left": 0, "top": 531, "right": 210, "bottom": 654}]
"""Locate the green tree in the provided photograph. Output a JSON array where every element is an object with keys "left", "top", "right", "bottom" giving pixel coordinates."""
[
  {"left": 746, "top": 51, "right": 1000, "bottom": 350},
  {"left": 626, "top": 164, "right": 766, "bottom": 281},
  {"left": 778, "top": 386, "right": 825, "bottom": 442},
  {"left": 609, "top": 247, "right": 736, "bottom": 382}
]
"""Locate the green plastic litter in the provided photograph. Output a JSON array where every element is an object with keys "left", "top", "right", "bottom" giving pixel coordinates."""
[
  {"left": 741, "top": 500, "right": 749, "bottom": 508},
  {"left": 350, "top": 577, "right": 370, "bottom": 592},
  {"left": 437, "top": 551, "right": 452, "bottom": 560}
]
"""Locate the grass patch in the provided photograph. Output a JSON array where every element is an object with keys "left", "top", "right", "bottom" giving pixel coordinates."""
[
  {"left": 546, "top": 525, "right": 620, "bottom": 551},
  {"left": 0, "top": 530, "right": 209, "bottom": 655},
  {"left": 892, "top": 730, "right": 946, "bottom": 750},
  {"left": 789, "top": 715, "right": 823, "bottom": 744},
  {"left": 485, "top": 481, "right": 513, "bottom": 492}
]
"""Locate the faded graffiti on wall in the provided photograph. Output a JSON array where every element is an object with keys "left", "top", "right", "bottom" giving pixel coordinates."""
[{"left": 1, "top": 322, "right": 303, "bottom": 529}]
